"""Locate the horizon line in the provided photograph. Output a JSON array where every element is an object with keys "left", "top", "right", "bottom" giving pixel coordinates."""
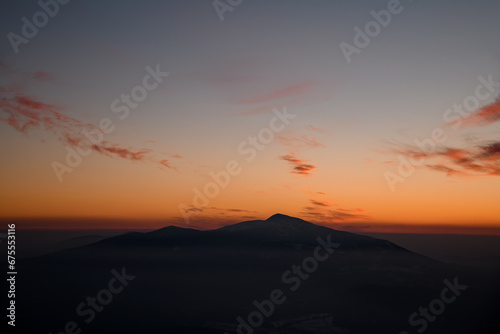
[{"left": 2, "top": 216, "right": 500, "bottom": 236}]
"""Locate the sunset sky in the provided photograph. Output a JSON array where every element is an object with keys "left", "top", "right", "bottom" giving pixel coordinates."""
[{"left": 1, "top": 0, "right": 500, "bottom": 233}]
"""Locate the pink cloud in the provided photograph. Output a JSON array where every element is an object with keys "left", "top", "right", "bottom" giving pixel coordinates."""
[
  {"left": 456, "top": 98, "right": 500, "bottom": 129},
  {"left": 305, "top": 125, "right": 329, "bottom": 134},
  {"left": 0, "top": 64, "right": 178, "bottom": 170},
  {"left": 279, "top": 153, "right": 316, "bottom": 176},
  {"left": 388, "top": 142, "right": 500, "bottom": 178},
  {"left": 277, "top": 134, "right": 325, "bottom": 150}
]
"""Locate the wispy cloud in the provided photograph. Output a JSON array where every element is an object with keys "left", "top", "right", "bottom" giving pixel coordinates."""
[
  {"left": 277, "top": 134, "right": 325, "bottom": 150},
  {"left": 0, "top": 63, "right": 177, "bottom": 169},
  {"left": 301, "top": 204, "right": 370, "bottom": 223},
  {"left": 383, "top": 89, "right": 500, "bottom": 180},
  {"left": 176, "top": 206, "right": 260, "bottom": 228},
  {"left": 279, "top": 153, "right": 316, "bottom": 176},
  {"left": 391, "top": 142, "right": 500, "bottom": 177},
  {"left": 181, "top": 206, "right": 258, "bottom": 215},
  {"left": 310, "top": 199, "right": 330, "bottom": 207},
  {"left": 209, "top": 207, "right": 258, "bottom": 214},
  {"left": 456, "top": 98, "right": 500, "bottom": 129},
  {"left": 305, "top": 125, "right": 329, "bottom": 134},
  {"left": 276, "top": 126, "right": 326, "bottom": 176}
]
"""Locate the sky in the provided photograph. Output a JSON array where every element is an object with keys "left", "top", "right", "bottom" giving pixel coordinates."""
[{"left": 1, "top": 0, "right": 500, "bottom": 233}]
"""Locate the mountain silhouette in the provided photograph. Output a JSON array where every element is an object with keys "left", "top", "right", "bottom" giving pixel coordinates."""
[{"left": 9, "top": 214, "right": 500, "bottom": 334}]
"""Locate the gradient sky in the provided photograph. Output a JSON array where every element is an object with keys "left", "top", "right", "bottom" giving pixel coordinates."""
[{"left": 1, "top": 0, "right": 500, "bottom": 233}]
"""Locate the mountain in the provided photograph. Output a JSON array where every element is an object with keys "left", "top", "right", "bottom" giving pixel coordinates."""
[
  {"left": 9, "top": 214, "right": 500, "bottom": 334},
  {"left": 217, "top": 213, "right": 408, "bottom": 249}
]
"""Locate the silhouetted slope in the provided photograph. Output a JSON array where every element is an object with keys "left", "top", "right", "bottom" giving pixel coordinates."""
[
  {"left": 216, "top": 213, "right": 409, "bottom": 251},
  {"left": 10, "top": 214, "right": 500, "bottom": 334}
]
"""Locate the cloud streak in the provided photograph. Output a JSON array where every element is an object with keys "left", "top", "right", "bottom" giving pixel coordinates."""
[
  {"left": 279, "top": 153, "right": 316, "bottom": 176},
  {"left": 392, "top": 142, "right": 500, "bottom": 177},
  {"left": 276, "top": 126, "right": 326, "bottom": 177},
  {"left": 301, "top": 204, "right": 370, "bottom": 223},
  {"left": 277, "top": 134, "right": 325, "bottom": 150},
  {"left": 306, "top": 125, "right": 329, "bottom": 134},
  {"left": 0, "top": 64, "right": 176, "bottom": 169},
  {"left": 310, "top": 199, "right": 330, "bottom": 207},
  {"left": 455, "top": 97, "right": 500, "bottom": 129},
  {"left": 384, "top": 88, "right": 500, "bottom": 180}
]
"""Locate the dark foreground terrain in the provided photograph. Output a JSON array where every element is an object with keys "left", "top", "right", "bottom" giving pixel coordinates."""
[{"left": 5, "top": 214, "right": 500, "bottom": 333}]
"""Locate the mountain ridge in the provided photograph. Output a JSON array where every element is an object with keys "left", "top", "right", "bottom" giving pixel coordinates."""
[
  {"left": 74, "top": 213, "right": 412, "bottom": 253},
  {"left": 13, "top": 214, "right": 499, "bottom": 334}
]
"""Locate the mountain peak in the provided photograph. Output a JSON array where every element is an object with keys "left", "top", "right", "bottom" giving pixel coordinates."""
[
  {"left": 147, "top": 225, "right": 201, "bottom": 238},
  {"left": 217, "top": 214, "right": 314, "bottom": 235},
  {"left": 266, "top": 213, "right": 292, "bottom": 221},
  {"left": 266, "top": 213, "right": 310, "bottom": 225}
]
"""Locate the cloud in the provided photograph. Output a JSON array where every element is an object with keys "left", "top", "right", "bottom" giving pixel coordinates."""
[
  {"left": 425, "top": 164, "right": 463, "bottom": 177},
  {"left": 305, "top": 125, "right": 329, "bottom": 134},
  {"left": 391, "top": 142, "right": 500, "bottom": 178},
  {"left": 208, "top": 207, "right": 258, "bottom": 214},
  {"left": 184, "top": 206, "right": 258, "bottom": 215},
  {"left": 328, "top": 210, "right": 370, "bottom": 221},
  {"left": 279, "top": 153, "right": 316, "bottom": 176},
  {"left": 234, "top": 81, "right": 316, "bottom": 105},
  {"left": 448, "top": 97, "right": 500, "bottom": 129},
  {"left": 159, "top": 160, "right": 172, "bottom": 168},
  {"left": 277, "top": 134, "right": 325, "bottom": 150},
  {"left": 301, "top": 204, "right": 370, "bottom": 223},
  {"left": 310, "top": 199, "right": 329, "bottom": 207},
  {"left": 240, "top": 215, "right": 259, "bottom": 219},
  {"left": 0, "top": 64, "right": 177, "bottom": 169},
  {"left": 276, "top": 129, "right": 325, "bottom": 176},
  {"left": 300, "top": 189, "right": 328, "bottom": 197},
  {"left": 383, "top": 87, "right": 500, "bottom": 180},
  {"left": 177, "top": 206, "right": 260, "bottom": 227}
]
